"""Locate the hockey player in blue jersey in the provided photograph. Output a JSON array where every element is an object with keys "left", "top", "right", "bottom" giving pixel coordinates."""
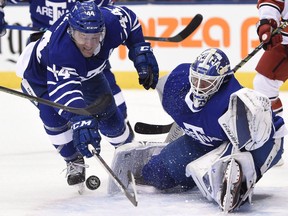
[
  {"left": 110, "top": 48, "right": 287, "bottom": 212},
  {"left": 0, "top": 0, "right": 135, "bottom": 139},
  {"left": 15, "top": 1, "right": 158, "bottom": 189}
]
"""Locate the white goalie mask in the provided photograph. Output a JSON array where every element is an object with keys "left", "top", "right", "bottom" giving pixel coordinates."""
[{"left": 188, "top": 48, "right": 233, "bottom": 112}]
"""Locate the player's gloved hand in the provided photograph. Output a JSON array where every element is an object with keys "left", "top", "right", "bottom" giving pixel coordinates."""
[
  {"left": 257, "top": 19, "right": 282, "bottom": 50},
  {"left": 0, "top": 8, "right": 6, "bottom": 37},
  {"left": 129, "top": 42, "right": 159, "bottom": 90},
  {"left": 70, "top": 115, "right": 101, "bottom": 158}
]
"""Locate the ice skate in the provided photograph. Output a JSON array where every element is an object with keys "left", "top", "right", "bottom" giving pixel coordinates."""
[
  {"left": 220, "top": 158, "right": 243, "bottom": 213},
  {"left": 66, "top": 156, "right": 87, "bottom": 194}
]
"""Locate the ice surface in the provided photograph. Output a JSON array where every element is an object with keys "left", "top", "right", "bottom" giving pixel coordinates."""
[{"left": 0, "top": 90, "right": 287, "bottom": 216}]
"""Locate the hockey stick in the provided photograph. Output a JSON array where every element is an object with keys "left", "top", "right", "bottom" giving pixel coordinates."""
[
  {"left": 134, "top": 122, "right": 173, "bottom": 134},
  {"left": 144, "top": 14, "right": 203, "bottom": 42},
  {"left": 232, "top": 21, "right": 288, "bottom": 72},
  {"left": 164, "top": 122, "right": 183, "bottom": 143},
  {"left": 5, "top": 14, "right": 203, "bottom": 43},
  {"left": 134, "top": 121, "right": 183, "bottom": 142},
  {"left": 88, "top": 145, "right": 138, "bottom": 207},
  {"left": 4, "top": 25, "right": 46, "bottom": 32},
  {"left": 0, "top": 85, "right": 112, "bottom": 116},
  {"left": 134, "top": 121, "right": 182, "bottom": 142}
]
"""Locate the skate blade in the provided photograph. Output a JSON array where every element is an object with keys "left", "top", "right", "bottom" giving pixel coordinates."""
[{"left": 74, "top": 182, "right": 85, "bottom": 195}]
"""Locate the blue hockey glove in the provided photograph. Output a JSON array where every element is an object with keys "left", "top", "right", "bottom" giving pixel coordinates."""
[
  {"left": 71, "top": 115, "right": 101, "bottom": 158},
  {"left": 129, "top": 42, "right": 159, "bottom": 90},
  {"left": 0, "top": 8, "right": 6, "bottom": 37}
]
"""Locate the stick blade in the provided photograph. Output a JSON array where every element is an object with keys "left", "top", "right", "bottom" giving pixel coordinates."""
[
  {"left": 134, "top": 122, "right": 173, "bottom": 134},
  {"left": 88, "top": 145, "right": 138, "bottom": 207},
  {"left": 168, "top": 13, "right": 203, "bottom": 42},
  {"left": 127, "top": 171, "right": 138, "bottom": 207},
  {"left": 144, "top": 14, "right": 203, "bottom": 42}
]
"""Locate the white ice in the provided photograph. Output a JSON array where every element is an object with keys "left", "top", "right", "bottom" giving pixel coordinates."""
[{"left": 0, "top": 89, "right": 287, "bottom": 216}]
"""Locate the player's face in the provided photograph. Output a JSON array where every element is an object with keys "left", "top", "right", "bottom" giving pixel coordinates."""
[{"left": 72, "top": 30, "right": 102, "bottom": 57}]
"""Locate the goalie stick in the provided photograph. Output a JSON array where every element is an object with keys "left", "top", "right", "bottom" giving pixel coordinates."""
[
  {"left": 134, "top": 122, "right": 173, "bottom": 134},
  {"left": 134, "top": 121, "right": 183, "bottom": 143},
  {"left": 4, "top": 14, "right": 203, "bottom": 43},
  {"left": 0, "top": 85, "right": 112, "bottom": 116},
  {"left": 88, "top": 145, "right": 138, "bottom": 207}
]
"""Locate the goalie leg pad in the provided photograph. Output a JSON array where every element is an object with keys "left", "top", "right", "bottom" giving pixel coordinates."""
[
  {"left": 252, "top": 136, "right": 284, "bottom": 176},
  {"left": 108, "top": 141, "right": 167, "bottom": 194},
  {"left": 186, "top": 142, "right": 229, "bottom": 201},
  {"left": 186, "top": 144, "right": 256, "bottom": 212}
]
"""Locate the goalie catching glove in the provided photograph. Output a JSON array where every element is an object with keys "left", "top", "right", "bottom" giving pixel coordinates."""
[
  {"left": 71, "top": 115, "right": 101, "bottom": 157},
  {"left": 256, "top": 19, "right": 282, "bottom": 50},
  {"left": 219, "top": 88, "right": 273, "bottom": 151},
  {"left": 129, "top": 42, "right": 159, "bottom": 90}
]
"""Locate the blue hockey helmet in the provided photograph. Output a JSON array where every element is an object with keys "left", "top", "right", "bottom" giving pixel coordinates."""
[
  {"left": 188, "top": 48, "right": 233, "bottom": 111},
  {"left": 68, "top": 1, "right": 105, "bottom": 34}
]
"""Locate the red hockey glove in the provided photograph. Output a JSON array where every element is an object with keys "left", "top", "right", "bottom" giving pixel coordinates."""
[{"left": 257, "top": 19, "right": 282, "bottom": 50}]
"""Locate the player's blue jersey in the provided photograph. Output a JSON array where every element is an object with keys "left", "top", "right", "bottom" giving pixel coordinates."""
[
  {"left": 162, "top": 63, "right": 243, "bottom": 147},
  {"left": 8, "top": 0, "right": 113, "bottom": 28},
  {"left": 20, "top": 5, "right": 144, "bottom": 119}
]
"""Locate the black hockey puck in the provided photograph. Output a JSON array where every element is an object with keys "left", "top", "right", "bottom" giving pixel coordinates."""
[{"left": 86, "top": 175, "right": 101, "bottom": 190}]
